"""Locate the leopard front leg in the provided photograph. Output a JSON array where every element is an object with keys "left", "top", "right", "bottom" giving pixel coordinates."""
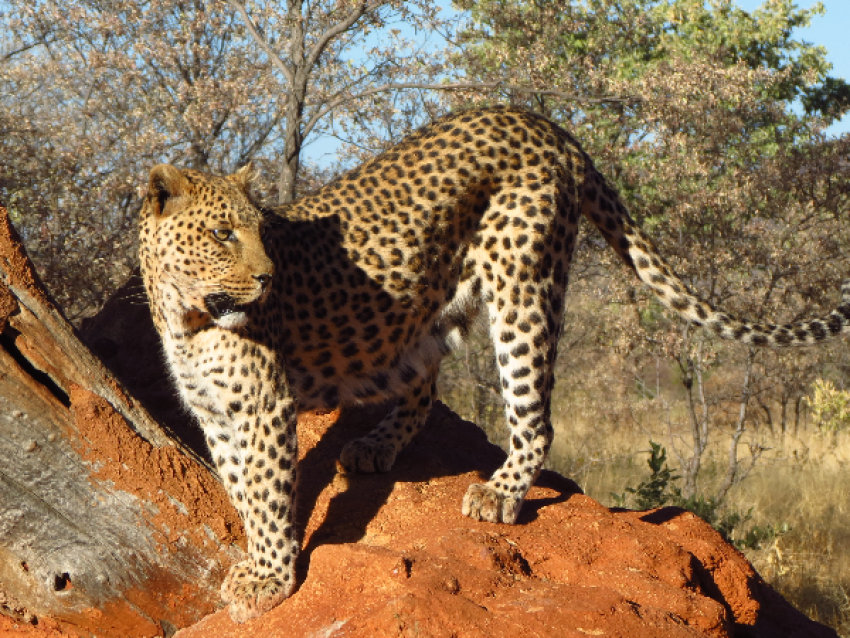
[
  {"left": 339, "top": 365, "right": 438, "bottom": 473},
  {"left": 202, "top": 374, "right": 300, "bottom": 623}
]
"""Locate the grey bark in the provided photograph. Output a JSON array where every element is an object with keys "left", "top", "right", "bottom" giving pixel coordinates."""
[{"left": 0, "top": 206, "right": 240, "bottom": 636}]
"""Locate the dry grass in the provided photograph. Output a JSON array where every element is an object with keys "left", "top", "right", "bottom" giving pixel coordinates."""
[{"left": 742, "top": 460, "right": 850, "bottom": 634}]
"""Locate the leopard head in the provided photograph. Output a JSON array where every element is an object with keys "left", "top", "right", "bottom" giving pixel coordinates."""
[{"left": 139, "top": 164, "right": 275, "bottom": 331}]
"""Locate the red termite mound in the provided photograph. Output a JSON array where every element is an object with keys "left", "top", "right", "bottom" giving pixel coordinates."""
[{"left": 175, "top": 402, "right": 834, "bottom": 638}]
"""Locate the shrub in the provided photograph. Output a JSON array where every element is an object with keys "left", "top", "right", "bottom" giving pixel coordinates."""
[
  {"left": 806, "top": 379, "right": 850, "bottom": 433},
  {"left": 613, "top": 441, "right": 788, "bottom": 550}
]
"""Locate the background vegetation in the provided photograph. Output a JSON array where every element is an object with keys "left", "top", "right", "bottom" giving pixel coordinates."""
[{"left": 2, "top": 0, "right": 849, "bottom": 632}]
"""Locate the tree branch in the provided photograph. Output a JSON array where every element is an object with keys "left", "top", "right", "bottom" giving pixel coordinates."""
[
  {"left": 304, "top": 0, "right": 387, "bottom": 73},
  {"left": 229, "top": 0, "right": 295, "bottom": 86},
  {"left": 715, "top": 349, "right": 757, "bottom": 504},
  {"left": 2, "top": 37, "right": 55, "bottom": 61}
]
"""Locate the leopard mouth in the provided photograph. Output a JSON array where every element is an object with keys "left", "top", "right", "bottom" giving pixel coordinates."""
[{"left": 204, "top": 293, "right": 251, "bottom": 328}]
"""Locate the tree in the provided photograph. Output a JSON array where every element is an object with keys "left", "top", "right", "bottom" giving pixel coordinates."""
[
  {"left": 228, "top": 0, "right": 454, "bottom": 203},
  {"left": 228, "top": 1, "right": 644, "bottom": 202}
]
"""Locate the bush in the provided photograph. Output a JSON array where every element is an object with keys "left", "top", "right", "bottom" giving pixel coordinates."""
[
  {"left": 806, "top": 379, "right": 850, "bottom": 433},
  {"left": 612, "top": 441, "right": 788, "bottom": 550}
]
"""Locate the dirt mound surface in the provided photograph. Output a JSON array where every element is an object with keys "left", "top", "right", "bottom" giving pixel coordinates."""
[
  {"left": 0, "top": 204, "right": 240, "bottom": 637},
  {"left": 1, "top": 398, "right": 833, "bottom": 638},
  {"left": 172, "top": 403, "right": 833, "bottom": 638}
]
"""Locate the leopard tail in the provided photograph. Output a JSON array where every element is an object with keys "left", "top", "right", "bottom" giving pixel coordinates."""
[{"left": 580, "top": 166, "right": 850, "bottom": 347}]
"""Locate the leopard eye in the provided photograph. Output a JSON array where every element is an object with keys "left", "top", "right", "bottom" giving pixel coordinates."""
[{"left": 212, "top": 228, "right": 234, "bottom": 242}]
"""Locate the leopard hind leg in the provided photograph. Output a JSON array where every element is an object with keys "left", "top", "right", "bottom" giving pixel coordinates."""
[
  {"left": 339, "top": 283, "right": 482, "bottom": 474},
  {"left": 462, "top": 207, "right": 576, "bottom": 523},
  {"left": 339, "top": 356, "right": 442, "bottom": 473}
]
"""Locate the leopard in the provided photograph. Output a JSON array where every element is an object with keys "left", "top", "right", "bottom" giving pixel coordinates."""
[{"left": 138, "top": 105, "right": 850, "bottom": 623}]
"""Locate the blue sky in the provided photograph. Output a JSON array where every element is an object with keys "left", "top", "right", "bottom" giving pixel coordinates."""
[{"left": 732, "top": 0, "right": 849, "bottom": 135}]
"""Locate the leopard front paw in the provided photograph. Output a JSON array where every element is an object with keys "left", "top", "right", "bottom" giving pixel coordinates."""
[
  {"left": 339, "top": 437, "right": 398, "bottom": 473},
  {"left": 220, "top": 560, "right": 294, "bottom": 624},
  {"left": 462, "top": 483, "right": 522, "bottom": 524}
]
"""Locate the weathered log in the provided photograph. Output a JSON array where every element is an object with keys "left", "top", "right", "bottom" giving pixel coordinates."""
[{"left": 0, "top": 205, "right": 243, "bottom": 637}]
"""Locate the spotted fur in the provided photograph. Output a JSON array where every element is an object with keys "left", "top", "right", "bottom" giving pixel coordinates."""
[{"left": 139, "top": 106, "right": 850, "bottom": 622}]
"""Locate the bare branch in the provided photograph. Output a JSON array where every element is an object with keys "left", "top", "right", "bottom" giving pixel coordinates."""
[
  {"left": 229, "top": 0, "right": 295, "bottom": 86},
  {"left": 715, "top": 349, "right": 756, "bottom": 504},
  {"left": 304, "top": 0, "right": 387, "bottom": 73},
  {"left": 237, "top": 112, "right": 286, "bottom": 167},
  {"left": 2, "top": 38, "right": 53, "bottom": 61}
]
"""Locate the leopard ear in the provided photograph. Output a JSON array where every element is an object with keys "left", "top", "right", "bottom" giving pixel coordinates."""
[
  {"left": 229, "top": 162, "right": 257, "bottom": 193},
  {"left": 148, "top": 164, "right": 190, "bottom": 216}
]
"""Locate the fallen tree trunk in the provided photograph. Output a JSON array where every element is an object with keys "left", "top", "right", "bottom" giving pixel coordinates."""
[{"left": 0, "top": 205, "right": 243, "bottom": 637}]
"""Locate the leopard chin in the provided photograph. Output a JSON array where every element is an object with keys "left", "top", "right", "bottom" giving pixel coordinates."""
[{"left": 204, "top": 292, "right": 250, "bottom": 329}]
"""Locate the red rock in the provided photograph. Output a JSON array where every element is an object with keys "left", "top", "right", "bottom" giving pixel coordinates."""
[{"left": 173, "top": 403, "right": 835, "bottom": 638}]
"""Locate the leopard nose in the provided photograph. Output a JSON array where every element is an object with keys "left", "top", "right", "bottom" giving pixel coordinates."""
[{"left": 254, "top": 273, "right": 272, "bottom": 289}]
